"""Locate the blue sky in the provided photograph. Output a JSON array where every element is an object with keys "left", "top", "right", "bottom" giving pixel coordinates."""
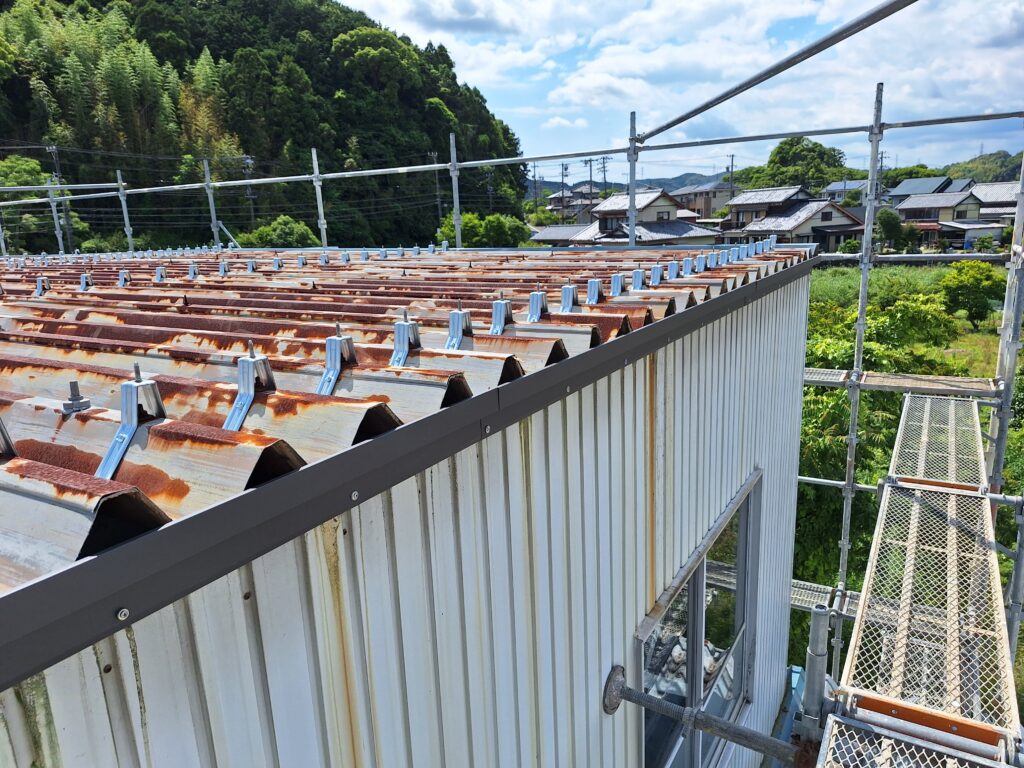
[{"left": 344, "top": 0, "right": 1024, "bottom": 185}]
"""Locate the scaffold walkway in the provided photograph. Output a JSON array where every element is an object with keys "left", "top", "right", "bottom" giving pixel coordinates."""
[
  {"left": 818, "top": 395, "right": 1020, "bottom": 766},
  {"left": 804, "top": 368, "right": 1001, "bottom": 399}
]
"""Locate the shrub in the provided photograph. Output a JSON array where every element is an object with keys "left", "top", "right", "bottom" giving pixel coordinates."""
[
  {"left": 939, "top": 260, "right": 1006, "bottom": 329},
  {"left": 836, "top": 238, "right": 861, "bottom": 254},
  {"left": 236, "top": 215, "right": 320, "bottom": 248}
]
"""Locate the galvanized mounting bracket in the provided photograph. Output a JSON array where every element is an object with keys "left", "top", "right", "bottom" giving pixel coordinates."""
[
  {"left": 118, "top": 270, "right": 131, "bottom": 287},
  {"left": 610, "top": 273, "right": 626, "bottom": 297},
  {"left": 187, "top": 261, "right": 199, "bottom": 279},
  {"left": 61, "top": 380, "right": 92, "bottom": 415},
  {"left": 247, "top": 259, "right": 257, "bottom": 273},
  {"left": 271, "top": 257, "right": 283, "bottom": 271},
  {"left": 319, "top": 252, "right": 330, "bottom": 266},
  {"left": 586, "top": 279, "right": 604, "bottom": 305},
  {"left": 223, "top": 342, "right": 276, "bottom": 431},
  {"left": 391, "top": 314, "right": 421, "bottom": 367},
  {"left": 446, "top": 309, "right": 474, "bottom": 350},
  {"left": 490, "top": 300, "right": 512, "bottom": 335},
  {"left": 526, "top": 291, "right": 548, "bottom": 322},
  {"left": 650, "top": 264, "right": 664, "bottom": 286},
  {"left": 339, "top": 251, "right": 350, "bottom": 264},
  {"left": 316, "top": 327, "right": 356, "bottom": 395},
  {"left": 695, "top": 254, "right": 707, "bottom": 273},
  {"left": 631, "top": 269, "right": 646, "bottom": 290},
  {"left": 666, "top": 260, "right": 680, "bottom": 280},
  {"left": 0, "top": 413, "right": 15, "bottom": 459},
  {"left": 297, "top": 255, "right": 307, "bottom": 268},
  {"left": 560, "top": 285, "right": 579, "bottom": 313},
  {"left": 682, "top": 257, "right": 694, "bottom": 276},
  {"left": 34, "top": 276, "right": 49, "bottom": 296},
  {"left": 96, "top": 365, "right": 166, "bottom": 480},
  {"left": 218, "top": 260, "right": 229, "bottom": 277},
  {"left": 154, "top": 266, "right": 166, "bottom": 283},
  {"left": 708, "top": 251, "right": 718, "bottom": 268},
  {"left": 79, "top": 273, "right": 93, "bottom": 291}
]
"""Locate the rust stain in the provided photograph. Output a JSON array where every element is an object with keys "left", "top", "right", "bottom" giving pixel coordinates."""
[
  {"left": 115, "top": 460, "right": 191, "bottom": 502},
  {"left": 6, "top": 458, "right": 128, "bottom": 499},
  {"left": 14, "top": 439, "right": 103, "bottom": 475}
]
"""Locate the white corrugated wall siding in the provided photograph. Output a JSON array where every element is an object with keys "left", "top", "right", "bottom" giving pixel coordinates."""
[{"left": 0, "top": 275, "right": 809, "bottom": 768}]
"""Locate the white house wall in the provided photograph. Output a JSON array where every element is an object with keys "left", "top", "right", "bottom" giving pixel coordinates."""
[{"left": 0, "top": 276, "right": 809, "bottom": 768}]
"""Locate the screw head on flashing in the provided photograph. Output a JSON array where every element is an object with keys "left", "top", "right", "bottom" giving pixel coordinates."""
[
  {"left": 350, "top": 490, "right": 359, "bottom": 502},
  {"left": 116, "top": 608, "right": 130, "bottom": 621},
  {"left": 485, "top": 424, "right": 492, "bottom": 434}
]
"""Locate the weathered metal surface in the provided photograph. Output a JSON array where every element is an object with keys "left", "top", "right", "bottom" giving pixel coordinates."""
[{"left": 0, "top": 263, "right": 811, "bottom": 768}]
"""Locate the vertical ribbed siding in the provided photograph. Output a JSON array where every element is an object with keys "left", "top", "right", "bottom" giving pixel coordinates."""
[{"left": 0, "top": 276, "right": 809, "bottom": 768}]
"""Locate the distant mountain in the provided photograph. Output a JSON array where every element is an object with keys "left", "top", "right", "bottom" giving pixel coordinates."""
[
  {"left": 943, "top": 150, "right": 1023, "bottom": 183},
  {"left": 526, "top": 170, "right": 722, "bottom": 199}
]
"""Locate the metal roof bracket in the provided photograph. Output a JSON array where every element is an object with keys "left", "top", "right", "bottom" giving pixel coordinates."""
[
  {"left": 695, "top": 255, "right": 706, "bottom": 273},
  {"left": 297, "top": 255, "right": 307, "bottom": 268},
  {"left": 0, "top": 413, "right": 15, "bottom": 459},
  {"left": 391, "top": 314, "right": 421, "bottom": 366},
  {"left": 610, "top": 273, "right": 626, "bottom": 296},
  {"left": 247, "top": 259, "right": 257, "bottom": 273},
  {"left": 360, "top": 248, "right": 369, "bottom": 261},
  {"left": 526, "top": 291, "right": 549, "bottom": 322},
  {"left": 379, "top": 247, "right": 387, "bottom": 260},
  {"left": 118, "top": 270, "right": 131, "bottom": 287},
  {"left": 223, "top": 342, "right": 276, "bottom": 431},
  {"left": 316, "top": 327, "right": 356, "bottom": 395},
  {"left": 319, "top": 252, "right": 330, "bottom": 266},
  {"left": 560, "top": 285, "right": 579, "bottom": 313},
  {"left": 631, "top": 269, "right": 646, "bottom": 290},
  {"left": 586, "top": 279, "right": 604, "bottom": 305},
  {"left": 96, "top": 365, "right": 166, "bottom": 480},
  {"left": 218, "top": 260, "right": 228, "bottom": 276},
  {"left": 339, "top": 251, "right": 350, "bottom": 264},
  {"left": 154, "top": 266, "right": 166, "bottom": 282},
  {"left": 666, "top": 260, "right": 679, "bottom": 280},
  {"left": 79, "top": 273, "right": 93, "bottom": 291},
  {"left": 187, "top": 261, "right": 199, "bottom": 279},
  {"left": 490, "top": 299, "right": 513, "bottom": 334},
  {"left": 271, "top": 257, "right": 282, "bottom": 271},
  {"left": 708, "top": 251, "right": 718, "bottom": 268},
  {"left": 34, "top": 276, "right": 49, "bottom": 296},
  {"left": 650, "top": 264, "right": 663, "bottom": 286},
  {"left": 681, "top": 257, "right": 694, "bottom": 276},
  {"left": 446, "top": 309, "right": 474, "bottom": 349}
]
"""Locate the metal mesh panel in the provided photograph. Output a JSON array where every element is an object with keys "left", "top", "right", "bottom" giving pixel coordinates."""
[
  {"left": 842, "top": 487, "right": 1017, "bottom": 730},
  {"left": 890, "top": 396, "right": 985, "bottom": 485},
  {"left": 817, "top": 716, "right": 1005, "bottom": 768},
  {"left": 805, "top": 367, "right": 850, "bottom": 387}
]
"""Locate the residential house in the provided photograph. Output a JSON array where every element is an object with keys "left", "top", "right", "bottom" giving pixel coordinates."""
[
  {"left": 972, "top": 181, "right": 1019, "bottom": 226},
  {"left": 722, "top": 186, "right": 813, "bottom": 231},
  {"left": 946, "top": 178, "right": 975, "bottom": 193},
  {"left": 737, "top": 199, "right": 863, "bottom": 250},
  {"left": 545, "top": 189, "right": 572, "bottom": 212},
  {"left": 570, "top": 190, "right": 719, "bottom": 245},
  {"left": 529, "top": 224, "right": 590, "bottom": 246},
  {"left": 823, "top": 179, "right": 869, "bottom": 202},
  {"left": 896, "top": 190, "right": 999, "bottom": 246},
  {"left": 886, "top": 176, "right": 973, "bottom": 206},
  {"left": 671, "top": 180, "right": 734, "bottom": 218}
]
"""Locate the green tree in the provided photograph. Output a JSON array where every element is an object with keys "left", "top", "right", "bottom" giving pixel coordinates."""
[
  {"left": 837, "top": 238, "right": 861, "bottom": 254},
  {"left": 881, "top": 164, "right": 944, "bottom": 189},
  {"left": 438, "top": 211, "right": 529, "bottom": 247},
  {"left": 973, "top": 234, "right": 995, "bottom": 252},
  {"left": 840, "top": 188, "right": 863, "bottom": 207},
  {"left": 1003, "top": 226, "right": 1016, "bottom": 246},
  {"left": 236, "top": 215, "right": 320, "bottom": 248},
  {"left": 939, "top": 260, "right": 1006, "bottom": 329},
  {"left": 874, "top": 207, "right": 903, "bottom": 248}
]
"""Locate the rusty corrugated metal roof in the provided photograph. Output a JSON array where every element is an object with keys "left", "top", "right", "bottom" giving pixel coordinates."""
[{"left": 0, "top": 245, "right": 809, "bottom": 592}]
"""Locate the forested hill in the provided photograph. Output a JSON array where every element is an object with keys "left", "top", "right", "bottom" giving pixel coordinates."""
[{"left": 0, "top": 0, "right": 525, "bottom": 247}]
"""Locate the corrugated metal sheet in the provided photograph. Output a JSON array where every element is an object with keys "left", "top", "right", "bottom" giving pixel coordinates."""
[{"left": 0, "top": 263, "right": 811, "bottom": 767}]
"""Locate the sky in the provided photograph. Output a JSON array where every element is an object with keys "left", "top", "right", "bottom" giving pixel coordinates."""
[{"left": 342, "top": 0, "right": 1024, "bottom": 186}]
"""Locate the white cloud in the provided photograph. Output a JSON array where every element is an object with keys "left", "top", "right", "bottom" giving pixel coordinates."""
[{"left": 542, "top": 116, "right": 589, "bottom": 129}]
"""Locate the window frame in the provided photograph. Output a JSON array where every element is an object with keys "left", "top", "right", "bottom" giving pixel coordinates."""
[{"left": 634, "top": 469, "right": 763, "bottom": 768}]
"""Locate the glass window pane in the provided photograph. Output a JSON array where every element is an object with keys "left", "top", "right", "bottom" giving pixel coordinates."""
[{"left": 643, "top": 584, "right": 690, "bottom": 767}]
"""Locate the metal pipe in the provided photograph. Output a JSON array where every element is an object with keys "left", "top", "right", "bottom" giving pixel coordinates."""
[
  {"left": 0, "top": 211, "right": 8, "bottom": 258},
  {"left": 801, "top": 604, "right": 830, "bottom": 740},
  {"left": 839, "top": 83, "right": 884, "bottom": 585},
  {"left": 1007, "top": 521, "right": 1024, "bottom": 657},
  {"left": 203, "top": 159, "right": 221, "bottom": 250},
  {"left": 458, "top": 147, "right": 628, "bottom": 169},
  {"left": 883, "top": 111, "right": 1024, "bottom": 130},
  {"left": 449, "top": 133, "right": 462, "bottom": 248},
  {"left": 988, "top": 151, "right": 1024, "bottom": 493},
  {"left": 829, "top": 583, "right": 848, "bottom": 680},
  {"left": 0, "top": 182, "right": 119, "bottom": 192},
  {"left": 798, "top": 475, "right": 877, "bottom": 493},
  {"left": 116, "top": 170, "right": 134, "bottom": 257},
  {"left": 637, "top": 0, "right": 917, "bottom": 142},
  {"left": 311, "top": 148, "right": 329, "bottom": 250},
  {"left": 46, "top": 182, "right": 65, "bottom": 257},
  {"left": 602, "top": 666, "right": 798, "bottom": 765},
  {"left": 627, "top": 111, "right": 637, "bottom": 247},
  {"left": 851, "top": 709, "right": 1005, "bottom": 762}
]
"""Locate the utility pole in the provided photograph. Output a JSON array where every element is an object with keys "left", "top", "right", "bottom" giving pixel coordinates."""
[
  {"left": 582, "top": 158, "right": 595, "bottom": 221},
  {"left": 46, "top": 145, "right": 73, "bottom": 252},
  {"left": 727, "top": 154, "right": 735, "bottom": 218},
  {"left": 532, "top": 162, "right": 539, "bottom": 211},
  {"left": 598, "top": 156, "right": 610, "bottom": 193},
  {"left": 242, "top": 155, "right": 256, "bottom": 229},
  {"left": 560, "top": 163, "right": 568, "bottom": 224},
  {"left": 429, "top": 151, "right": 442, "bottom": 225},
  {"left": 448, "top": 132, "right": 462, "bottom": 248},
  {"left": 627, "top": 111, "right": 637, "bottom": 247}
]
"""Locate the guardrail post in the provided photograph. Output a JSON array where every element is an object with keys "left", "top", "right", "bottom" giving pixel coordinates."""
[
  {"left": 311, "top": 148, "right": 329, "bottom": 250},
  {"left": 449, "top": 133, "right": 462, "bottom": 248},
  {"left": 203, "top": 158, "right": 221, "bottom": 250}
]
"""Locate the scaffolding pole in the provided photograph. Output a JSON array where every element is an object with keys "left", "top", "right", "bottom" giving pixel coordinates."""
[
  {"left": 838, "top": 83, "right": 884, "bottom": 585},
  {"left": 203, "top": 158, "right": 221, "bottom": 250},
  {"left": 0, "top": 212, "right": 7, "bottom": 259},
  {"left": 449, "top": 132, "right": 462, "bottom": 248},
  {"left": 116, "top": 170, "right": 134, "bottom": 257},
  {"left": 627, "top": 111, "right": 637, "bottom": 247},
  {"left": 311, "top": 148, "right": 329, "bottom": 250},
  {"left": 46, "top": 180, "right": 65, "bottom": 257}
]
